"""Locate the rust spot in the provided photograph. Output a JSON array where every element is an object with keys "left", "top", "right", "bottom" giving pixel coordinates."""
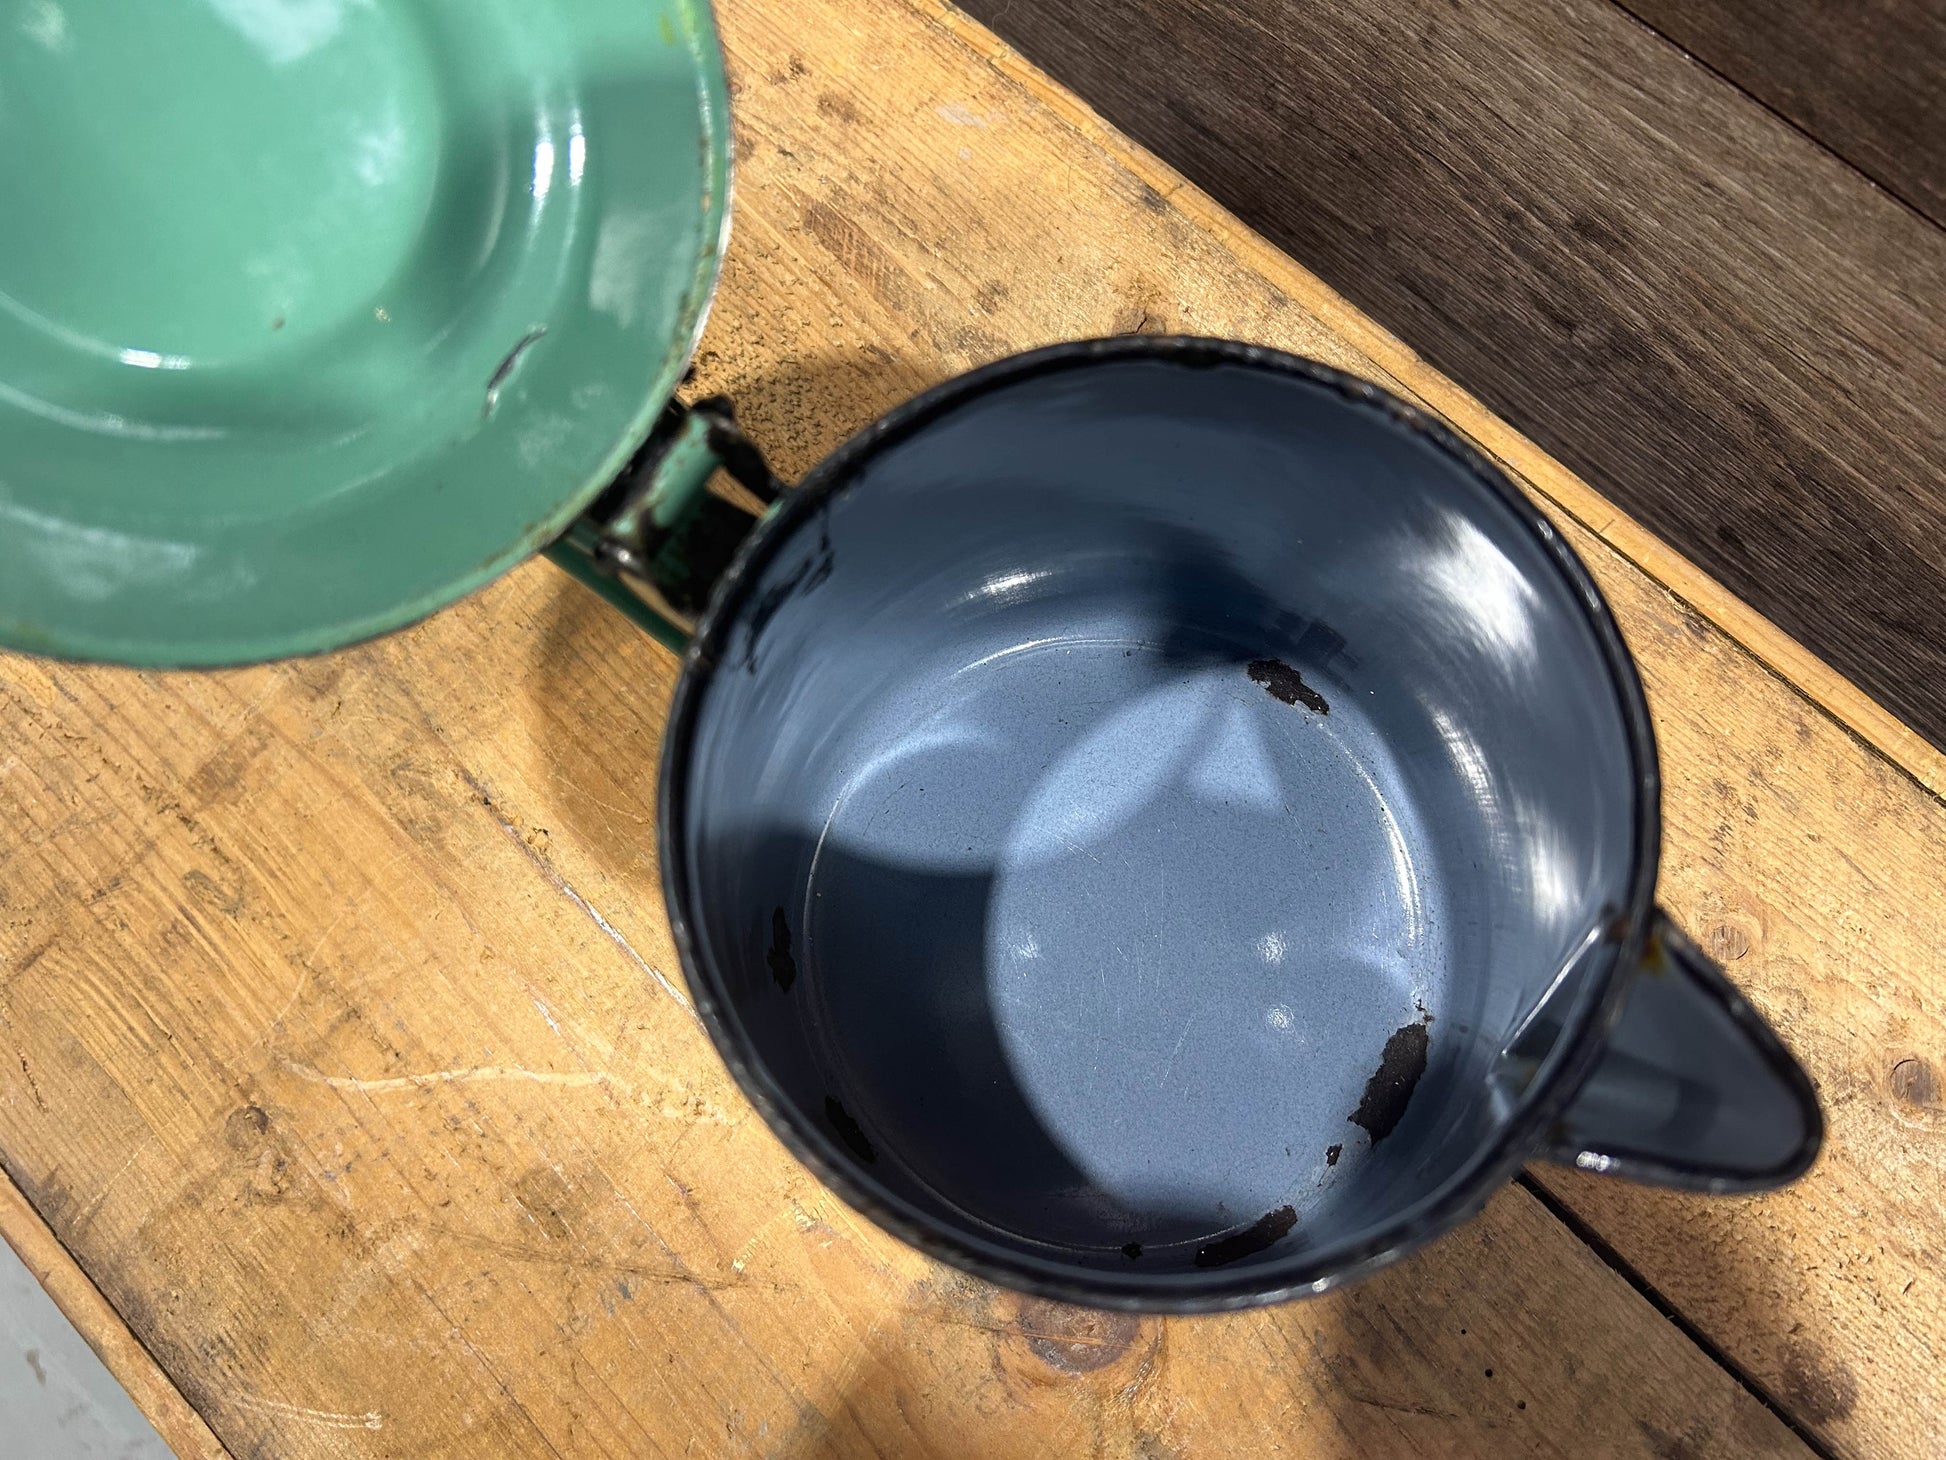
[
  {"left": 1349, "top": 1015, "right": 1431, "bottom": 1146},
  {"left": 1780, "top": 1343, "right": 1857, "bottom": 1424},
  {"left": 824, "top": 1095, "right": 877, "bottom": 1165},
  {"left": 766, "top": 907, "right": 797, "bottom": 991},
  {"left": 1194, "top": 1205, "right": 1297, "bottom": 1268},
  {"left": 1248, "top": 658, "right": 1328, "bottom": 714},
  {"left": 1892, "top": 1056, "right": 1937, "bottom": 1108},
  {"left": 1014, "top": 1298, "right": 1139, "bottom": 1373},
  {"left": 1325, "top": 1143, "right": 1342, "bottom": 1166}
]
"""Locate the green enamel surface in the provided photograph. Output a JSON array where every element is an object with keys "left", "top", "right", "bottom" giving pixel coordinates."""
[{"left": 0, "top": 0, "right": 730, "bottom": 664}]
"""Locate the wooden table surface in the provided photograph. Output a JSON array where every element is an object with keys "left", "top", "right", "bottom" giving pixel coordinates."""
[{"left": 2, "top": 1, "right": 1941, "bottom": 1457}]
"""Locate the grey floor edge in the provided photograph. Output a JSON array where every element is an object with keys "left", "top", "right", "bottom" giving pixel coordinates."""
[{"left": 1, "top": 1237, "right": 175, "bottom": 1460}]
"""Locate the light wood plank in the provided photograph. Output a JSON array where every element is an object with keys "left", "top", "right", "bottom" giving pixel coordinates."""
[{"left": 1, "top": 0, "right": 1935, "bottom": 1455}]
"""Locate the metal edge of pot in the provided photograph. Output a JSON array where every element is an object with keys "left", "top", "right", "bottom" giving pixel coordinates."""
[{"left": 654, "top": 335, "right": 1665, "bottom": 1312}]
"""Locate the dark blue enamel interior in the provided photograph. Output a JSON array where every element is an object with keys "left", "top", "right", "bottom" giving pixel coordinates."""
[{"left": 674, "top": 356, "right": 1638, "bottom": 1290}]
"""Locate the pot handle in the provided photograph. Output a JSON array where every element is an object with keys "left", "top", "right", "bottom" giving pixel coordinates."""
[
  {"left": 1539, "top": 910, "right": 1821, "bottom": 1192},
  {"left": 546, "top": 395, "right": 780, "bottom": 652}
]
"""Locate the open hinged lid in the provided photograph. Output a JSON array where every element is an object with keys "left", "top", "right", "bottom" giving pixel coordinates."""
[{"left": 0, "top": 0, "right": 730, "bottom": 665}]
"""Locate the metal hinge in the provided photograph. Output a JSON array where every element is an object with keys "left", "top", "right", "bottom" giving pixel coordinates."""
[{"left": 551, "top": 396, "right": 781, "bottom": 649}]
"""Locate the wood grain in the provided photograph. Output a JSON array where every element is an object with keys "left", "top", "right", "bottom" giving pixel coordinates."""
[
  {"left": 0, "top": 588, "right": 1811, "bottom": 1460},
  {"left": 0, "top": 0, "right": 1936, "bottom": 1456},
  {"left": 0, "top": 1165, "right": 231, "bottom": 1460},
  {"left": 955, "top": 0, "right": 1946, "bottom": 760},
  {"left": 1621, "top": 0, "right": 1946, "bottom": 225}
]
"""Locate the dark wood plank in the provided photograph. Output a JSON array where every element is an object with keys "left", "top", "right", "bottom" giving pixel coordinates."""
[
  {"left": 957, "top": 0, "right": 1946, "bottom": 754},
  {"left": 1621, "top": 0, "right": 1946, "bottom": 225}
]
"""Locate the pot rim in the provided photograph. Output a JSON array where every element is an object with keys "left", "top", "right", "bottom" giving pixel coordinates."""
[{"left": 657, "top": 335, "right": 1662, "bottom": 1311}]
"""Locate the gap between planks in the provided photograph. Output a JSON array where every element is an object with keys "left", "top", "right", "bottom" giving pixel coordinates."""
[{"left": 1515, "top": 1173, "right": 1841, "bottom": 1460}]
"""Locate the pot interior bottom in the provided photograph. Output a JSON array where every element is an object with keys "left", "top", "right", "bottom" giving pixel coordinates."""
[{"left": 788, "top": 627, "right": 1460, "bottom": 1270}]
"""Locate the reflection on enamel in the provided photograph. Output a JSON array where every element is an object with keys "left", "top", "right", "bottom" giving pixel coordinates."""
[
  {"left": 1331, "top": 736, "right": 1426, "bottom": 949},
  {"left": 0, "top": 499, "right": 203, "bottom": 601},
  {"left": 1411, "top": 511, "right": 1541, "bottom": 674},
  {"left": 0, "top": 381, "right": 223, "bottom": 441},
  {"left": 1188, "top": 699, "right": 1285, "bottom": 815},
  {"left": 812, "top": 715, "right": 1003, "bottom": 870},
  {"left": 116, "top": 348, "right": 190, "bottom": 371},
  {"left": 1431, "top": 705, "right": 1495, "bottom": 809},
  {"left": 531, "top": 138, "right": 556, "bottom": 202},
  {"left": 355, "top": 122, "right": 406, "bottom": 188},
  {"left": 568, "top": 125, "right": 587, "bottom": 185},
  {"left": 1515, "top": 798, "right": 1579, "bottom": 927},
  {"left": 20, "top": 0, "right": 67, "bottom": 50},
  {"left": 589, "top": 211, "right": 660, "bottom": 325},
  {"left": 976, "top": 567, "right": 1053, "bottom": 601},
  {"left": 1005, "top": 677, "right": 1212, "bottom": 865},
  {"left": 204, "top": 0, "right": 369, "bottom": 66}
]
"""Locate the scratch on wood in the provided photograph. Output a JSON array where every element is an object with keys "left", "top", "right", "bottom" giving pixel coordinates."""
[
  {"left": 1344, "top": 1391, "right": 1460, "bottom": 1420},
  {"left": 70, "top": 1148, "right": 139, "bottom": 1236},
  {"left": 547, "top": 870, "right": 693, "bottom": 1014},
  {"left": 460, "top": 768, "right": 694, "bottom": 1014},
  {"left": 7, "top": 935, "right": 56, "bottom": 982},
  {"left": 218, "top": 1390, "right": 383, "bottom": 1430},
  {"left": 282, "top": 1061, "right": 618, "bottom": 1095},
  {"left": 426, "top": 1222, "right": 785, "bottom": 1293},
  {"left": 16, "top": 1052, "right": 47, "bottom": 1113},
  {"left": 280, "top": 1059, "right": 734, "bottom": 1123},
  {"left": 262, "top": 962, "right": 311, "bottom": 1045}
]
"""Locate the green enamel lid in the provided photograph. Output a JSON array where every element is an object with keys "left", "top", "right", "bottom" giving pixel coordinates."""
[{"left": 0, "top": 0, "right": 729, "bottom": 664}]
